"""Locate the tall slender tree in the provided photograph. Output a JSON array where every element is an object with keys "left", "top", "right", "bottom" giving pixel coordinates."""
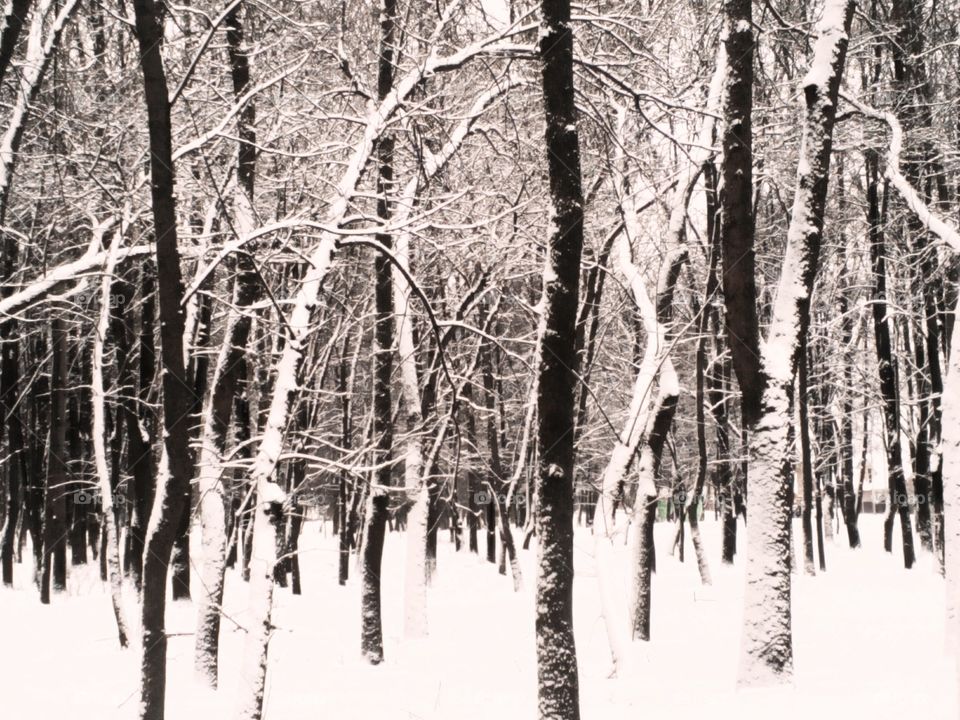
[
  {"left": 738, "top": 0, "right": 856, "bottom": 685},
  {"left": 131, "top": 1, "right": 196, "bottom": 717},
  {"left": 360, "top": 0, "right": 398, "bottom": 666},
  {"left": 534, "top": 0, "right": 584, "bottom": 716}
]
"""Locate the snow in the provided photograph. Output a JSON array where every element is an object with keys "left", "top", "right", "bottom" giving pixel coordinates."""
[
  {"left": 802, "top": 1, "right": 851, "bottom": 92},
  {"left": 1, "top": 514, "right": 955, "bottom": 720},
  {"left": 944, "top": 316, "right": 960, "bottom": 653}
]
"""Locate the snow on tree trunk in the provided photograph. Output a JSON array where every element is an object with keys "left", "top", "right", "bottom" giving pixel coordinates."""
[
  {"left": 194, "top": 189, "right": 259, "bottom": 687},
  {"left": 631, "top": 370, "right": 678, "bottom": 641},
  {"left": 91, "top": 218, "right": 131, "bottom": 649},
  {"left": 361, "top": 0, "right": 399, "bottom": 665},
  {"left": 501, "top": 363, "right": 537, "bottom": 592},
  {"left": 593, "top": 171, "right": 659, "bottom": 667},
  {"left": 230, "top": 224, "right": 338, "bottom": 711},
  {"left": 360, "top": 489, "right": 389, "bottom": 663},
  {"left": 233, "top": 480, "right": 285, "bottom": 720},
  {"left": 596, "top": 54, "right": 722, "bottom": 664},
  {"left": 395, "top": 182, "right": 429, "bottom": 639},
  {"left": 534, "top": 0, "right": 584, "bottom": 716},
  {"left": 738, "top": 0, "right": 855, "bottom": 687},
  {"left": 194, "top": 4, "right": 260, "bottom": 686}
]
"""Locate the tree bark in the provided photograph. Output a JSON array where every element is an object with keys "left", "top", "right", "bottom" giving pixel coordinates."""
[
  {"left": 41, "top": 314, "right": 68, "bottom": 603},
  {"left": 738, "top": 0, "right": 855, "bottom": 686},
  {"left": 534, "top": 0, "right": 584, "bottom": 715},
  {"left": 0, "top": 1, "right": 32, "bottom": 87},
  {"left": 360, "top": 0, "right": 397, "bottom": 666},
  {"left": 719, "top": 0, "right": 761, "bottom": 427},
  {"left": 798, "top": 338, "right": 816, "bottom": 575},
  {"left": 131, "top": 2, "right": 196, "bottom": 717},
  {"left": 127, "top": 262, "right": 156, "bottom": 588},
  {"left": 92, "top": 223, "right": 131, "bottom": 648},
  {"left": 194, "top": 3, "right": 262, "bottom": 688}
]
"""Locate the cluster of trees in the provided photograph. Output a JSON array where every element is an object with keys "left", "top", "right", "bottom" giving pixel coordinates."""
[{"left": 0, "top": 0, "right": 957, "bottom": 718}]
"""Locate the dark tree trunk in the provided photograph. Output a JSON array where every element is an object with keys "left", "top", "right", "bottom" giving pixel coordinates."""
[
  {"left": 131, "top": 2, "right": 196, "bottom": 717},
  {"left": 464, "top": 382, "right": 479, "bottom": 554},
  {"left": 128, "top": 262, "right": 156, "bottom": 588},
  {"left": 338, "top": 331, "right": 354, "bottom": 586},
  {"left": 360, "top": 0, "right": 397, "bottom": 666},
  {"left": 287, "top": 491, "right": 303, "bottom": 595},
  {"left": 866, "top": 150, "right": 915, "bottom": 569},
  {"left": 835, "top": 161, "right": 861, "bottom": 549},
  {"left": 798, "top": 338, "right": 816, "bottom": 574},
  {"left": 814, "top": 464, "right": 826, "bottom": 571},
  {"left": 41, "top": 316, "right": 69, "bottom": 603},
  {"left": 67, "top": 395, "right": 88, "bottom": 565},
  {"left": 0, "top": 257, "right": 26, "bottom": 587},
  {"left": 719, "top": 0, "right": 761, "bottom": 427},
  {"left": 25, "top": 335, "right": 48, "bottom": 580},
  {"left": 633, "top": 499, "right": 657, "bottom": 641},
  {"left": 535, "top": 0, "right": 584, "bottom": 714},
  {"left": 0, "top": 1, "right": 32, "bottom": 87},
  {"left": 360, "top": 492, "right": 388, "bottom": 662},
  {"left": 171, "top": 288, "right": 213, "bottom": 601},
  {"left": 479, "top": 313, "right": 518, "bottom": 577}
]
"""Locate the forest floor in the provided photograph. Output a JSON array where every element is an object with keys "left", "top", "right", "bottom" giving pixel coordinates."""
[{"left": 0, "top": 513, "right": 955, "bottom": 719}]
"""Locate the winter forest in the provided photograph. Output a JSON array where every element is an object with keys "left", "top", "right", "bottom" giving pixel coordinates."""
[{"left": 1, "top": 0, "right": 960, "bottom": 717}]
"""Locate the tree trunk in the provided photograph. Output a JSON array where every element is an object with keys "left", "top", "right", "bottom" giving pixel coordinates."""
[
  {"left": 41, "top": 314, "right": 68, "bottom": 603},
  {"left": 0, "top": 1, "right": 32, "bottom": 88},
  {"left": 632, "top": 499, "right": 657, "bottom": 642},
  {"left": 127, "top": 261, "right": 156, "bottom": 589},
  {"left": 92, "top": 224, "right": 131, "bottom": 648},
  {"left": 534, "top": 0, "right": 584, "bottom": 714},
  {"left": 359, "top": 0, "right": 397, "bottom": 667},
  {"left": 836, "top": 165, "right": 861, "bottom": 549},
  {"left": 193, "top": 3, "right": 261, "bottom": 688},
  {"left": 865, "top": 149, "right": 915, "bottom": 568},
  {"left": 131, "top": 2, "right": 196, "bottom": 717},
  {"left": 719, "top": 0, "right": 761, "bottom": 428},
  {"left": 798, "top": 338, "right": 816, "bottom": 575},
  {"left": 338, "top": 329, "right": 357, "bottom": 586},
  {"left": 738, "top": 1, "right": 855, "bottom": 686},
  {"left": 67, "top": 394, "right": 88, "bottom": 566},
  {"left": 0, "top": 235, "right": 26, "bottom": 587}
]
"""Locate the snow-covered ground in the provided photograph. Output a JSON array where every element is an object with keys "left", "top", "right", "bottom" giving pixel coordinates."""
[{"left": 1, "top": 513, "right": 955, "bottom": 719}]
